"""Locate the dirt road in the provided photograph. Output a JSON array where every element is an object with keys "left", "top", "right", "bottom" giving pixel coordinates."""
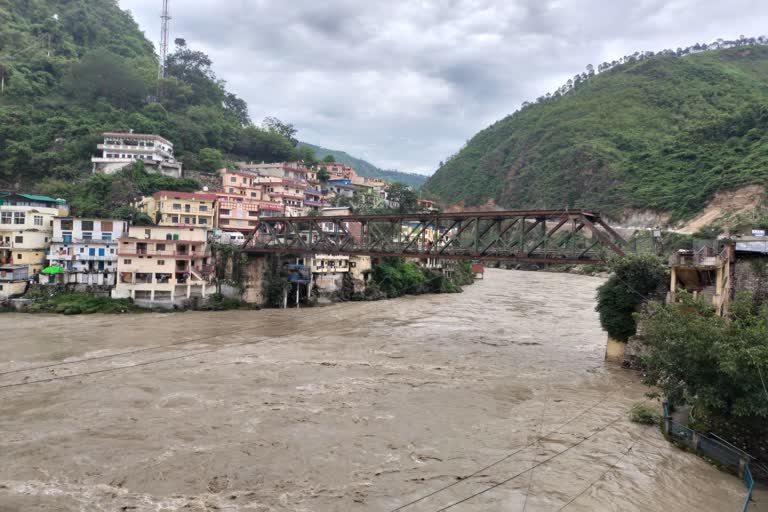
[{"left": 0, "top": 269, "right": 745, "bottom": 511}]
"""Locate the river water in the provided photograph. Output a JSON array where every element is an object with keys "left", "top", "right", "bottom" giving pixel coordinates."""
[{"left": 0, "top": 269, "right": 745, "bottom": 511}]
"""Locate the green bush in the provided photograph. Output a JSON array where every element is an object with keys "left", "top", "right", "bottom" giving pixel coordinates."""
[{"left": 629, "top": 402, "right": 660, "bottom": 425}]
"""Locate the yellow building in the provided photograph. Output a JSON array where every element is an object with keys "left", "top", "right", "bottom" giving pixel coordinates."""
[
  {"left": 0, "top": 193, "right": 69, "bottom": 274},
  {"left": 111, "top": 225, "right": 215, "bottom": 307},
  {"left": 137, "top": 191, "right": 217, "bottom": 228}
]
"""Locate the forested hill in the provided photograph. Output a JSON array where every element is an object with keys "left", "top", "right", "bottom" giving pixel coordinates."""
[
  {"left": 297, "top": 141, "right": 427, "bottom": 188},
  {"left": 424, "top": 40, "right": 768, "bottom": 220},
  {"left": 0, "top": 0, "right": 301, "bottom": 189}
]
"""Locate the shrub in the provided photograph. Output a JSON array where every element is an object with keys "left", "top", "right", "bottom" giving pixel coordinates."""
[{"left": 629, "top": 402, "right": 660, "bottom": 425}]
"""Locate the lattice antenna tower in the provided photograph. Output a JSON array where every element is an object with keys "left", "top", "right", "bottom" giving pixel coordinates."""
[{"left": 157, "top": 0, "right": 171, "bottom": 82}]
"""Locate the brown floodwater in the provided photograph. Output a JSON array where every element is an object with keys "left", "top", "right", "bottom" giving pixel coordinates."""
[{"left": 0, "top": 269, "right": 746, "bottom": 511}]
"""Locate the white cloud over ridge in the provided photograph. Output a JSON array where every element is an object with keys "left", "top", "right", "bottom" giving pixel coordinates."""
[{"left": 120, "top": 0, "right": 768, "bottom": 174}]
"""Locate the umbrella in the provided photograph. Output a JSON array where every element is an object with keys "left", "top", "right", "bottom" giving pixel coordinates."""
[{"left": 41, "top": 266, "right": 64, "bottom": 274}]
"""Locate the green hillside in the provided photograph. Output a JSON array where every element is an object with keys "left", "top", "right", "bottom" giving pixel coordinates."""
[
  {"left": 424, "top": 43, "right": 768, "bottom": 220},
  {"left": 297, "top": 141, "right": 427, "bottom": 188},
  {"left": 0, "top": 0, "right": 298, "bottom": 190}
]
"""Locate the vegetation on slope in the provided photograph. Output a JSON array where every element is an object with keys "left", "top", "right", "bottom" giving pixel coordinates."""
[
  {"left": 297, "top": 141, "right": 427, "bottom": 188},
  {"left": 425, "top": 40, "right": 768, "bottom": 220},
  {"left": 0, "top": 0, "right": 301, "bottom": 189}
]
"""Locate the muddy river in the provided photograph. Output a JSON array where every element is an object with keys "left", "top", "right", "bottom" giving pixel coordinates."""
[{"left": 0, "top": 269, "right": 745, "bottom": 511}]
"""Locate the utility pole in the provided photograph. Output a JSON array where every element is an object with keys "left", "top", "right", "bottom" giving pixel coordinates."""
[{"left": 157, "top": 0, "right": 171, "bottom": 97}]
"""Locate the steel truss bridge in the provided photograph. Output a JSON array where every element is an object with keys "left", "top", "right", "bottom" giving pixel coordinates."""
[{"left": 244, "top": 209, "right": 626, "bottom": 264}]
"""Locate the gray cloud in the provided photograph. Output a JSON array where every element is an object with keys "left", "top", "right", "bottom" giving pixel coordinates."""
[{"left": 120, "top": 0, "right": 768, "bottom": 174}]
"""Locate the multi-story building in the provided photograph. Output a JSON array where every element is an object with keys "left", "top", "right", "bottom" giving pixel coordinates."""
[
  {"left": 44, "top": 217, "right": 128, "bottom": 285},
  {"left": 260, "top": 177, "right": 307, "bottom": 216},
  {"left": 0, "top": 193, "right": 68, "bottom": 274},
  {"left": 137, "top": 191, "right": 217, "bottom": 228},
  {"left": 323, "top": 163, "right": 357, "bottom": 182},
  {"left": 325, "top": 179, "right": 356, "bottom": 200},
  {"left": 112, "top": 225, "right": 214, "bottom": 307},
  {"left": 91, "top": 132, "right": 182, "bottom": 177},
  {"left": 215, "top": 192, "right": 283, "bottom": 232},
  {"left": 238, "top": 162, "right": 309, "bottom": 181},
  {"left": 304, "top": 187, "right": 324, "bottom": 212}
]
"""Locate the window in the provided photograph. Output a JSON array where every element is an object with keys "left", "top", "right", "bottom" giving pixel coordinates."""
[
  {"left": 101, "top": 221, "right": 113, "bottom": 231},
  {"left": 230, "top": 176, "right": 236, "bottom": 182},
  {"left": 220, "top": 219, "right": 229, "bottom": 225},
  {"left": 101, "top": 232, "right": 112, "bottom": 241},
  {"left": 248, "top": 210, "right": 259, "bottom": 217},
  {"left": 98, "top": 248, "right": 105, "bottom": 257},
  {"left": 220, "top": 209, "right": 230, "bottom": 215},
  {"left": 145, "top": 228, "right": 152, "bottom": 238},
  {"left": 110, "top": 249, "right": 115, "bottom": 254},
  {"left": 184, "top": 217, "right": 192, "bottom": 224},
  {"left": 89, "top": 248, "right": 96, "bottom": 256},
  {"left": 166, "top": 234, "right": 173, "bottom": 240},
  {"left": 198, "top": 218, "right": 207, "bottom": 225},
  {"left": 172, "top": 203, "right": 182, "bottom": 210},
  {"left": 80, "top": 248, "right": 85, "bottom": 253},
  {"left": 82, "top": 232, "right": 93, "bottom": 240},
  {"left": 17, "top": 254, "right": 22, "bottom": 260},
  {"left": 229, "top": 188, "right": 235, "bottom": 193},
  {"left": 81, "top": 220, "right": 94, "bottom": 231},
  {"left": 156, "top": 243, "right": 166, "bottom": 251},
  {"left": 62, "top": 232, "right": 72, "bottom": 243},
  {"left": 13, "top": 212, "right": 25, "bottom": 224},
  {"left": 171, "top": 216, "right": 179, "bottom": 223},
  {"left": 248, "top": 220, "right": 258, "bottom": 226},
  {"left": 199, "top": 205, "right": 208, "bottom": 212},
  {"left": 14, "top": 236, "right": 23, "bottom": 243},
  {"left": 158, "top": 260, "right": 165, "bottom": 265},
  {"left": 1, "top": 212, "right": 11, "bottom": 224},
  {"left": 33, "top": 215, "right": 43, "bottom": 226},
  {"left": 124, "top": 259, "right": 132, "bottom": 264},
  {"left": 250, "top": 192, "right": 258, "bottom": 198}
]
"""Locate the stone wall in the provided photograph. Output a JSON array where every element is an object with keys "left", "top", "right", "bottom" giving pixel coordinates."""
[
  {"left": 184, "top": 170, "right": 223, "bottom": 192},
  {"left": 733, "top": 255, "right": 768, "bottom": 299}
]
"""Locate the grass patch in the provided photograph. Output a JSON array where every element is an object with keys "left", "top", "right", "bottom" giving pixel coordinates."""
[{"left": 24, "top": 292, "right": 144, "bottom": 315}]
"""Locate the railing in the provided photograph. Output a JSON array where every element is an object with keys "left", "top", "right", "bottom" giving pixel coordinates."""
[{"left": 663, "top": 402, "right": 754, "bottom": 511}]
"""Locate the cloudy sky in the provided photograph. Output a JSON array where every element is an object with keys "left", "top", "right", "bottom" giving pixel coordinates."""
[{"left": 119, "top": 0, "right": 767, "bottom": 175}]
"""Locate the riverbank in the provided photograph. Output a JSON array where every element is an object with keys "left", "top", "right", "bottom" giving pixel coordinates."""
[{"left": 0, "top": 269, "right": 744, "bottom": 511}]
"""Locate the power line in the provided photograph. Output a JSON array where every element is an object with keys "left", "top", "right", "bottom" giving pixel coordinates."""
[
  {"left": 386, "top": 394, "right": 615, "bottom": 512},
  {"left": 0, "top": 337, "right": 266, "bottom": 391},
  {"left": 557, "top": 438, "right": 638, "bottom": 510},
  {"left": 429, "top": 415, "right": 625, "bottom": 512},
  {"left": 0, "top": 318, "right": 293, "bottom": 378}
]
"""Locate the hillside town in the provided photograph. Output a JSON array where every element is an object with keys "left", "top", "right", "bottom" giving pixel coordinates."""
[{"left": 0, "top": 131, "right": 437, "bottom": 308}]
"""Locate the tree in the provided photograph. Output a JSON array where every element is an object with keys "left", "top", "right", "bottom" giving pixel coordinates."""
[
  {"left": 595, "top": 255, "right": 668, "bottom": 341},
  {"left": 640, "top": 292, "right": 768, "bottom": 427},
  {"left": 198, "top": 148, "right": 224, "bottom": 172},
  {"left": 293, "top": 145, "right": 317, "bottom": 165},
  {"left": 386, "top": 182, "right": 418, "bottom": 213},
  {"left": 262, "top": 117, "right": 298, "bottom": 146},
  {"left": 322, "top": 154, "right": 335, "bottom": 163},
  {"left": 62, "top": 49, "right": 148, "bottom": 108},
  {"left": 317, "top": 166, "right": 331, "bottom": 182}
]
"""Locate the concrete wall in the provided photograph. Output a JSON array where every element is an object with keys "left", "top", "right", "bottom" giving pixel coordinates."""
[
  {"left": 0, "top": 280, "right": 27, "bottom": 300},
  {"left": 241, "top": 255, "right": 267, "bottom": 305}
]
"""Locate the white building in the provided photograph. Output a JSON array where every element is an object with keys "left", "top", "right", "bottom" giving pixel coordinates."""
[
  {"left": 44, "top": 218, "right": 128, "bottom": 286},
  {"left": 91, "top": 132, "right": 183, "bottom": 177}
]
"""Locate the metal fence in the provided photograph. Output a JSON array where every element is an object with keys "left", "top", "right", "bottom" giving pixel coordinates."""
[{"left": 663, "top": 402, "right": 754, "bottom": 511}]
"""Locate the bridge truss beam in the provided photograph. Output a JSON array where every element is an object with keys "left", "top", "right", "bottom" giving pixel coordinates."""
[{"left": 244, "top": 209, "right": 625, "bottom": 264}]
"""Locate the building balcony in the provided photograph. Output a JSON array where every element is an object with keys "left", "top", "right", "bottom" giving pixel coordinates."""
[
  {"left": 304, "top": 200, "right": 324, "bottom": 207},
  {"left": 51, "top": 237, "right": 119, "bottom": 244},
  {"left": 267, "top": 192, "right": 305, "bottom": 201},
  {"left": 118, "top": 249, "right": 205, "bottom": 258}
]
